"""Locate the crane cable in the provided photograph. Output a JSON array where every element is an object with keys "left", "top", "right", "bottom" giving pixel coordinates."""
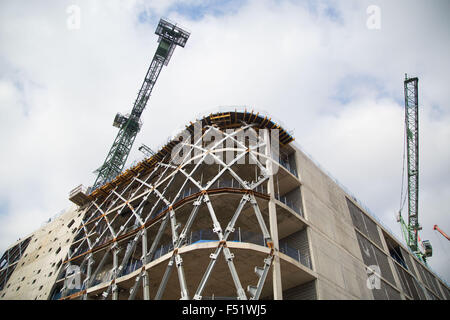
[
  {"left": 399, "top": 116, "right": 408, "bottom": 215},
  {"left": 397, "top": 110, "right": 410, "bottom": 245}
]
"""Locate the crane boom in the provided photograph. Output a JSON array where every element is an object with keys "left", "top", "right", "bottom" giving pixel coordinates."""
[
  {"left": 92, "top": 18, "right": 190, "bottom": 190},
  {"left": 434, "top": 225, "right": 450, "bottom": 241}
]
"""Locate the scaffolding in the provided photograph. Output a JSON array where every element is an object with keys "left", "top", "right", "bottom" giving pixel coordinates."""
[
  {"left": 59, "top": 113, "right": 306, "bottom": 300},
  {"left": 0, "top": 237, "right": 32, "bottom": 291},
  {"left": 85, "top": 110, "right": 295, "bottom": 202}
]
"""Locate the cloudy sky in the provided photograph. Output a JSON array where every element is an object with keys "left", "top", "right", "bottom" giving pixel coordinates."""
[{"left": 0, "top": 0, "right": 449, "bottom": 284}]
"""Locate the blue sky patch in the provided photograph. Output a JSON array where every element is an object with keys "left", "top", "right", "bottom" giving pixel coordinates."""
[
  {"left": 331, "top": 73, "right": 390, "bottom": 105},
  {"left": 137, "top": 0, "right": 248, "bottom": 24},
  {"left": 0, "top": 200, "right": 9, "bottom": 217}
]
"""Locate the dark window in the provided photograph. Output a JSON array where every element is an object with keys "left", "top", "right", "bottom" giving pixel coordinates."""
[
  {"left": 355, "top": 233, "right": 395, "bottom": 286},
  {"left": 67, "top": 220, "right": 75, "bottom": 228},
  {"left": 346, "top": 197, "right": 382, "bottom": 247},
  {"left": 388, "top": 245, "right": 407, "bottom": 269},
  {"left": 399, "top": 247, "right": 417, "bottom": 278}
]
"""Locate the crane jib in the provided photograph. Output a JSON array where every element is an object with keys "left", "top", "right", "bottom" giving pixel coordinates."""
[{"left": 92, "top": 18, "right": 190, "bottom": 190}]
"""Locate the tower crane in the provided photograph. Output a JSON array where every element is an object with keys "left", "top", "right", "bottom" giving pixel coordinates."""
[
  {"left": 397, "top": 74, "right": 432, "bottom": 263},
  {"left": 433, "top": 225, "right": 450, "bottom": 241},
  {"left": 92, "top": 18, "right": 190, "bottom": 190}
]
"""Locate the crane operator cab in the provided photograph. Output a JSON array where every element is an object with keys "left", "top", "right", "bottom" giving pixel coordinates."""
[{"left": 422, "top": 240, "right": 433, "bottom": 258}]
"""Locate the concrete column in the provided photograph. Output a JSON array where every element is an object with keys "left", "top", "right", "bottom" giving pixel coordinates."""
[
  {"left": 83, "top": 254, "right": 93, "bottom": 300},
  {"left": 142, "top": 271, "right": 150, "bottom": 300},
  {"left": 305, "top": 227, "right": 315, "bottom": 270},
  {"left": 112, "top": 249, "right": 119, "bottom": 300},
  {"left": 377, "top": 226, "right": 405, "bottom": 299},
  {"left": 142, "top": 230, "right": 150, "bottom": 300},
  {"left": 386, "top": 257, "right": 406, "bottom": 300},
  {"left": 264, "top": 129, "right": 283, "bottom": 300}
]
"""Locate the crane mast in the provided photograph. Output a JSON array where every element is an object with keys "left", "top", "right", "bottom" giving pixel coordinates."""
[
  {"left": 92, "top": 18, "right": 190, "bottom": 190},
  {"left": 404, "top": 75, "right": 420, "bottom": 252},
  {"left": 398, "top": 74, "right": 432, "bottom": 262}
]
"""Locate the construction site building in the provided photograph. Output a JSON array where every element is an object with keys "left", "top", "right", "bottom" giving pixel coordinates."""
[{"left": 0, "top": 110, "right": 448, "bottom": 300}]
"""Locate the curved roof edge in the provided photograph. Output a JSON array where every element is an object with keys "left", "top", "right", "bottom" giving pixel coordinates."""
[{"left": 89, "top": 108, "right": 294, "bottom": 198}]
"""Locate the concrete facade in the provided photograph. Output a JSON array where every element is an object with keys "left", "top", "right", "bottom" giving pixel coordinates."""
[
  {"left": 0, "top": 206, "right": 84, "bottom": 299},
  {"left": 0, "top": 111, "right": 448, "bottom": 300}
]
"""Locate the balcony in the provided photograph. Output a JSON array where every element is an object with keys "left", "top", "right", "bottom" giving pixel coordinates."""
[
  {"left": 145, "top": 228, "right": 311, "bottom": 270},
  {"left": 279, "top": 154, "right": 298, "bottom": 178},
  {"left": 81, "top": 228, "right": 313, "bottom": 293},
  {"left": 275, "top": 189, "right": 303, "bottom": 217},
  {"left": 69, "top": 184, "right": 90, "bottom": 206}
]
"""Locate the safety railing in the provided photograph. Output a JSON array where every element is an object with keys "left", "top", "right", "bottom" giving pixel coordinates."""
[
  {"left": 279, "top": 158, "right": 298, "bottom": 177},
  {"left": 40, "top": 207, "right": 68, "bottom": 227},
  {"left": 278, "top": 241, "right": 311, "bottom": 268},
  {"left": 146, "top": 228, "right": 310, "bottom": 269},
  {"left": 275, "top": 193, "right": 302, "bottom": 216},
  {"left": 120, "top": 259, "right": 143, "bottom": 277},
  {"left": 110, "top": 228, "right": 312, "bottom": 281},
  {"left": 67, "top": 184, "right": 305, "bottom": 275},
  {"left": 69, "top": 184, "right": 87, "bottom": 198}
]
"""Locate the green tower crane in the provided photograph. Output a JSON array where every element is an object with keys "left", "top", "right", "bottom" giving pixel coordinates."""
[
  {"left": 92, "top": 18, "right": 190, "bottom": 190},
  {"left": 397, "top": 74, "right": 432, "bottom": 263}
]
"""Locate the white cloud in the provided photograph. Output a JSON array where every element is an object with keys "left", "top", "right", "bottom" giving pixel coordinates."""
[{"left": 0, "top": 0, "right": 449, "bottom": 285}]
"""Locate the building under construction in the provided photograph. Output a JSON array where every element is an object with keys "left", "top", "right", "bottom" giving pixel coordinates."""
[
  {"left": 0, "top": 110, "right": 449, "bottom": 300},
  {"left": 0, "top": 17, "right": 448, "bottom": 301}
]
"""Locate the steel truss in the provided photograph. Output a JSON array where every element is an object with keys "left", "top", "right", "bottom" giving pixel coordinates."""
[
  {"left": 404, "top": 76, "right": 420, "bottom": 253},
  {"left": 0, "top": 237, "right": 32, "bottom": 291},
  {"left": 59, "top": 124, "right": 283, "bottom": 300},
  {"left": 93, "top": 18, "right": 190, "bottom": 190}
]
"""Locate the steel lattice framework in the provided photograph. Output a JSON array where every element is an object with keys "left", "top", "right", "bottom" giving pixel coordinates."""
[
  {"left": 0, "top": 237, "right": 32, "bottom": 291},
  {"left": 93, "top": 18, "right": 190, "bottom": 190},
  {"left": 58, "top": 120, "right": 289, "bottom": 300},
  {"left": 404, "top": 76, "right": 420, "bottom": 253}
]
